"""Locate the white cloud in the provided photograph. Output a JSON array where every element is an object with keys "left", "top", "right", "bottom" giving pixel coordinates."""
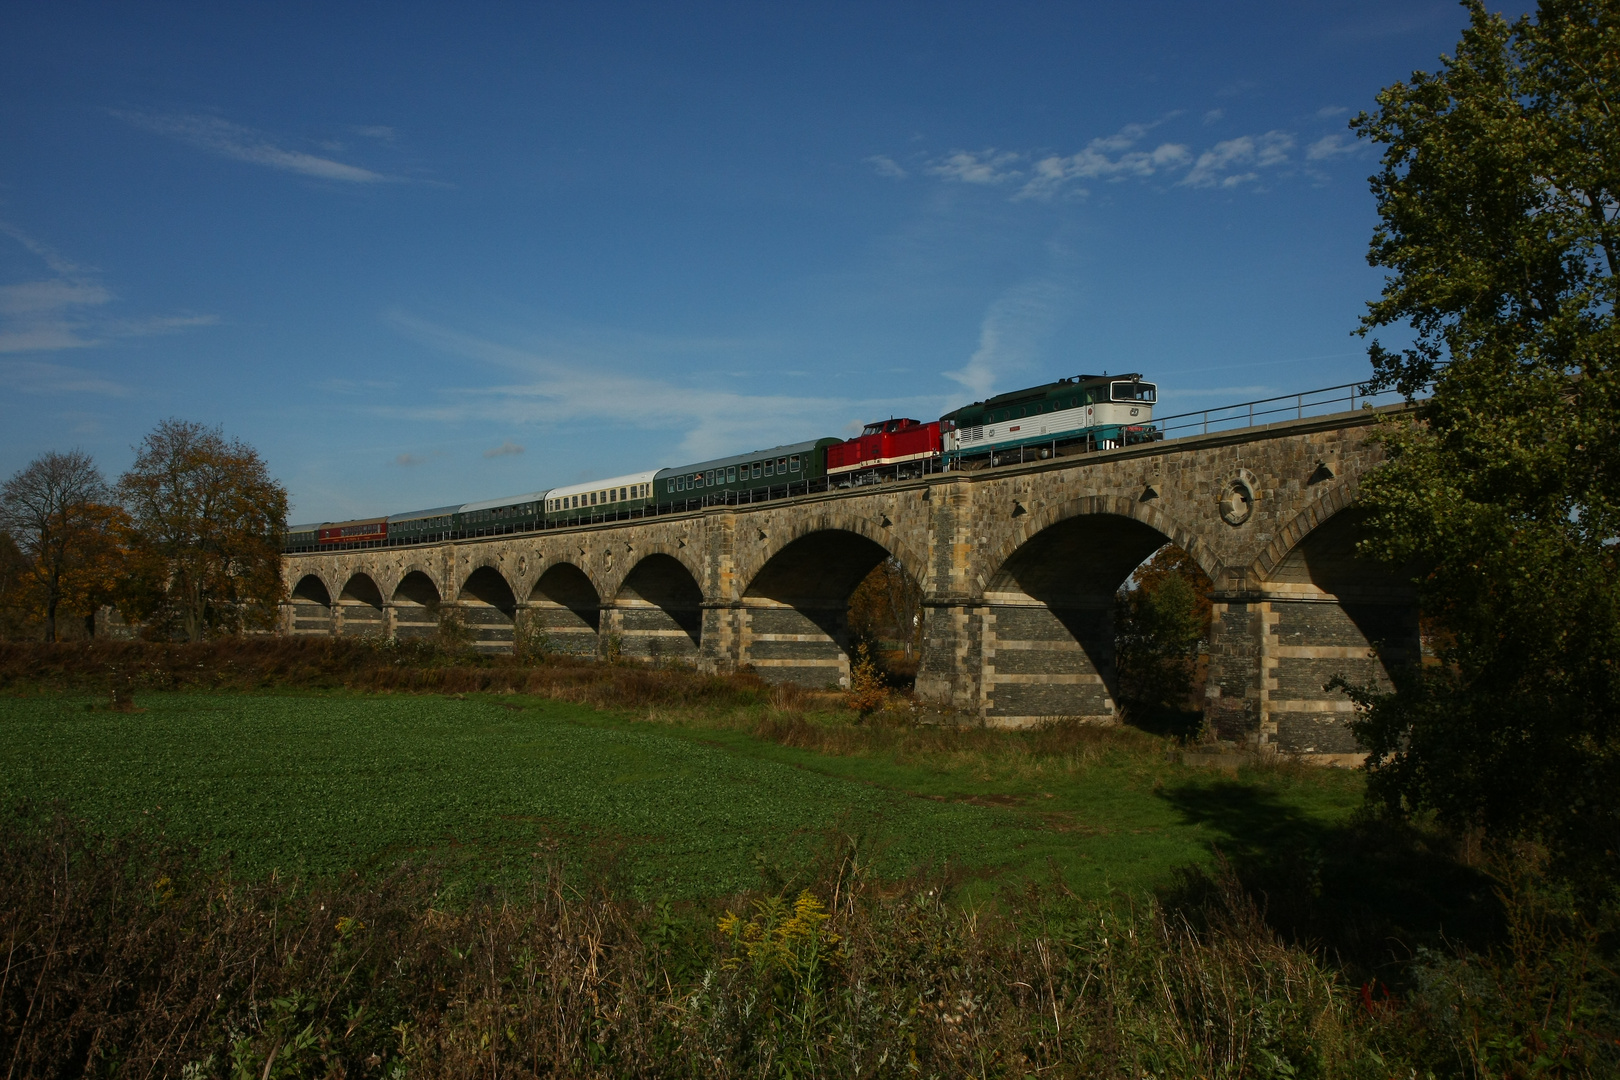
[
  {"left": 1015, "top": 124, "right": 1192, "bottom": 201},
  {"left": 0, "top": 280, "right": 113, "bottom": 317},
  {"left": 382, "top": 313, "right": 937, "bottom": 463},
  {"left": 1180, "top": 131, "right": 1294, "bottom": 187},
  {"left": 114, "top": 111, "right": 395, "bottom": 183},
  {"left": 1306, "top": 133, "right": 1361, "bottom": 160},
  {"left": 483, "top": 440, "right": 525, "bottom": 458},
  {"left": 911, "top": 121, "right": 1318, "bottom": 201},
  {"left": 943, "top": 279, "right": 1075, "bottom": 399},
  {"left": 0, "top": 360, "right": 131, "bottom": 396},
  {"left": 0, "top": 223, "right": 216, "bottom": 358},
  {"left": 927, "top": 150, "right": 1023, "bottom": 185},
  {"left": 866, "top": 154, "right": 907, "bottom": 179},
  {"left": 1316, "top": 105, "right": 1350, "bottom": 119}
]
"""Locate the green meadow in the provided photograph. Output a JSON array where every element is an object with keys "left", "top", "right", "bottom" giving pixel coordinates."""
[{"left": 0, "top": 690, "right": 1364, "bottom": 900}]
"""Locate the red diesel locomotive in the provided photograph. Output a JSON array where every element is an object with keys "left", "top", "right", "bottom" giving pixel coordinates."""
[{"left": 825, "top": 418, "right": 943, "bottom": 481}]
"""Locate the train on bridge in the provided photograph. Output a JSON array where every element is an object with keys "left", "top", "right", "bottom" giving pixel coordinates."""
[{"left": 286, "top": 373, "right": 1158, "bottom": 553}]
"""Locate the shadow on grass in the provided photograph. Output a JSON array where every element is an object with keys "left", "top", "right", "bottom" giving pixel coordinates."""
[{"left": 1155, "top": 779, "right": 1502, "bottom": 984}]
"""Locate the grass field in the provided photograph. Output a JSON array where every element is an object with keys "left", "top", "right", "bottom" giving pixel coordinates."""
[{"left": 0, "top": 689, "right": 1365, "bottom": 900}]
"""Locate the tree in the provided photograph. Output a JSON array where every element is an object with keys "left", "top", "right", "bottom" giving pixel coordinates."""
[
  {"left": 1115, "top": 545, "right": 1212, "bottom": 730},
  {"left": 847, "top": 557, "right": 923, "bottom": 659},
  {"left": 0, "top": 450, "right": 119, "bottom": 642},
  {"left": 117, "top": 420, "right": 289, "bottom": 640},
  {"left": 1348, "top": 0, "right": 1620, "bottom": 889},
  {"left": 0, "top": 530, "right": 31, "bottom": 639}
]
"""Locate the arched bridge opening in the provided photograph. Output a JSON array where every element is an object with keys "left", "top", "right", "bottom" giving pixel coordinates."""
[
  {"left": 459, "top": 567, "right": 517, "bottom": 653},
  {"left": 391, "top": 572, "right": 441, "bottom": 640},
  {"left": 1242, "top": 508, "right": 1418, "bottom": 758},
  {"left": 742, "top": 530, "right": 896, "bottom": 687},
  {"left": 977, "top": 513, "right": 1176, "bottom": 726},
  {"left": 529, "top": 563, "right": 601, "bottom": 657},
  {"left": 338, "top": 574, "right": 384, "bottom": 637},
  {"left": 289, "top": 575, "right": 332, "bottom": 635},
  {"left": 609, "top": 554, "right": 701, "bottom": 662}
]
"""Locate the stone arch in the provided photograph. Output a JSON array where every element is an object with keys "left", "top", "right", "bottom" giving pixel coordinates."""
[
  {"left": 981, "top": 495, "right": 1216, "bottom": 594},
  {"left": 289, "top": 573, "right": 333, "bottom": 636},
  {"left": 601, "top": 541, "right": 706, "bottom": 601},
  {"left": 975, "top": 509, "right": 1179, "bottom": 725},
  {"left": 609, "top": 553, "right": 702, "bottom": 662},
  {"left": 390, "top": 569, "right": 442, "bottom": 640},
  {"left": 458, "top": 565, "right": 517, "bottom": 653},
  {"left": 528, "top": 562, "right": 601, "bottom": 656},
  {"left": 338, "top": 573, "right": 385, "bottom": 637},
  {"left": 1248, "top": 476, "right": 1360, "bottom": 586},
  {"left": 1245, "top": 497, "right": 1418, "bottom": 760},
  {"left": 741, "top": 528, "right": 898, "bottom": 687},
  {"left": 737, "top": 511, "right": 928, "bottom": 598}
]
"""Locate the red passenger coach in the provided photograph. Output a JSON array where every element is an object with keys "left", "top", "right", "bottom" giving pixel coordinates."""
[
  {"left": 827, "top": 418, "right": 943, "bottom": 476},
  {"left": 317, "top": 517, "right": 388, "bottom": 546}
]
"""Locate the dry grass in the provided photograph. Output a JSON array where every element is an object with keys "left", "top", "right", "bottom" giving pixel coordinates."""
[
  {"left": 0, "top": 637, "right": 779, "bottom": 714},
  {"left": 0, "top": 807, "right": 1406, "bottom": 1079}
]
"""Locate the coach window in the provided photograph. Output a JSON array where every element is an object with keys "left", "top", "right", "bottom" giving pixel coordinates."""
[
  {"left": 726, "top": 466, "right": 736, "bottom": 482},
  {"left": 763, "top": 460, "right": 773, "bottom": 477},
  {"left": 789, "top": 455, "right": 800, "bottom": 472},
  {"left": 777, "top": 458, "right": 787, "bottom": 473}
]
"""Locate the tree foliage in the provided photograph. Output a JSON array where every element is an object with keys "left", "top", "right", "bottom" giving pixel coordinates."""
[
  {"left": 1115, "top": 545, "right": 1212, "bottom": 730},
  {"left": 1349, "top": 0, "right": 1620, "bottom": 889},
  {"left": 846, "top": 557, "right": 923, "bottom": 659},
  {"left": 117, "top": 419, "right": 289, "bottom": 641},
  {"left": 0, "top": 450, "right": 125, "bottom": 642}
]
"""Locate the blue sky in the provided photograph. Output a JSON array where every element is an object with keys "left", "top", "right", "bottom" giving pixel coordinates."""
[{"left": 1, "top": 1, "right": 1481, "bottom": 523}]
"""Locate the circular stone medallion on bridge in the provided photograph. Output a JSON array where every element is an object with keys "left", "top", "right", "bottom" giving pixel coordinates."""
[{"left": 1219, "top": 476, "right": 1255, "bottom": 526}]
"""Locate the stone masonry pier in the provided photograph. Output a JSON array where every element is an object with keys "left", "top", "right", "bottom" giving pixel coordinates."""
[{"left": 282, "top": 406, "right": 1417, "bottom": 762}]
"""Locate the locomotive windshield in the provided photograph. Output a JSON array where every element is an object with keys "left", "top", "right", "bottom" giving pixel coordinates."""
[{"left": 1110, "top": 381, "right": 1156, "bottom": 403}]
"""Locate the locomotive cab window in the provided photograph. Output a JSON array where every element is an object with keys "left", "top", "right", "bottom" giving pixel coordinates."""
[{"left": 1110, "top": 381, "right": 1156, "bottom": 403}]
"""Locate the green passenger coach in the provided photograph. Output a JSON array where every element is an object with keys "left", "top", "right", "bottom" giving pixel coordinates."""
[{"left": 655, "top": 437, "right": 841, "bottom": 511}]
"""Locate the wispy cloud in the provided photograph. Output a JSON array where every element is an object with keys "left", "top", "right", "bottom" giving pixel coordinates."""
[
  {"left": 382, "top": 313, "right": 935, "bottom": 462},
  {"left": 1016, "top": 124, "right": 1192, "bottom": 201},
  {"left": 483, "top": 440, "right": 524, "bottom": 458},
  {"left": 114, "top": 110, "right": 397, "bottom": 183},
  {"left": 918, "top": 121, "right": 1302, "bottom": 199},
  {"left": 866, "top": 154, "right": 907, "bottom": 179},
  {"left": 927, "top": 150, "right": 1023, "bottom": 186},
  {"left": 1180, "top": 131, "right": 1294, "bottom": 188},
  {"left": 944, "top": 279, "right": 1076, "bottom": 399},
  {"left": 0, "top": 360, "right": 131, "bottom": 397},
  {"left": 1305, "top": 133, "right": 1361, "bottom": 160},
  {"left": 0, "top": 222, "right": 216, "bottom": 358},
  {"left": 395, "top": 453, "right": 427, "bottom": 467}
]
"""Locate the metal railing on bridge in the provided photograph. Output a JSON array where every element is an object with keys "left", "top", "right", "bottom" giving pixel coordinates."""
[{"left": 1151, "top": 381, "right": 1412, "bottom": 440}]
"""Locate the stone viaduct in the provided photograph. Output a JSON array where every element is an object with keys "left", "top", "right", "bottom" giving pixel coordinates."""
[{"left": 281, "top": 406, "right": 1416, "bottom": 762}]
